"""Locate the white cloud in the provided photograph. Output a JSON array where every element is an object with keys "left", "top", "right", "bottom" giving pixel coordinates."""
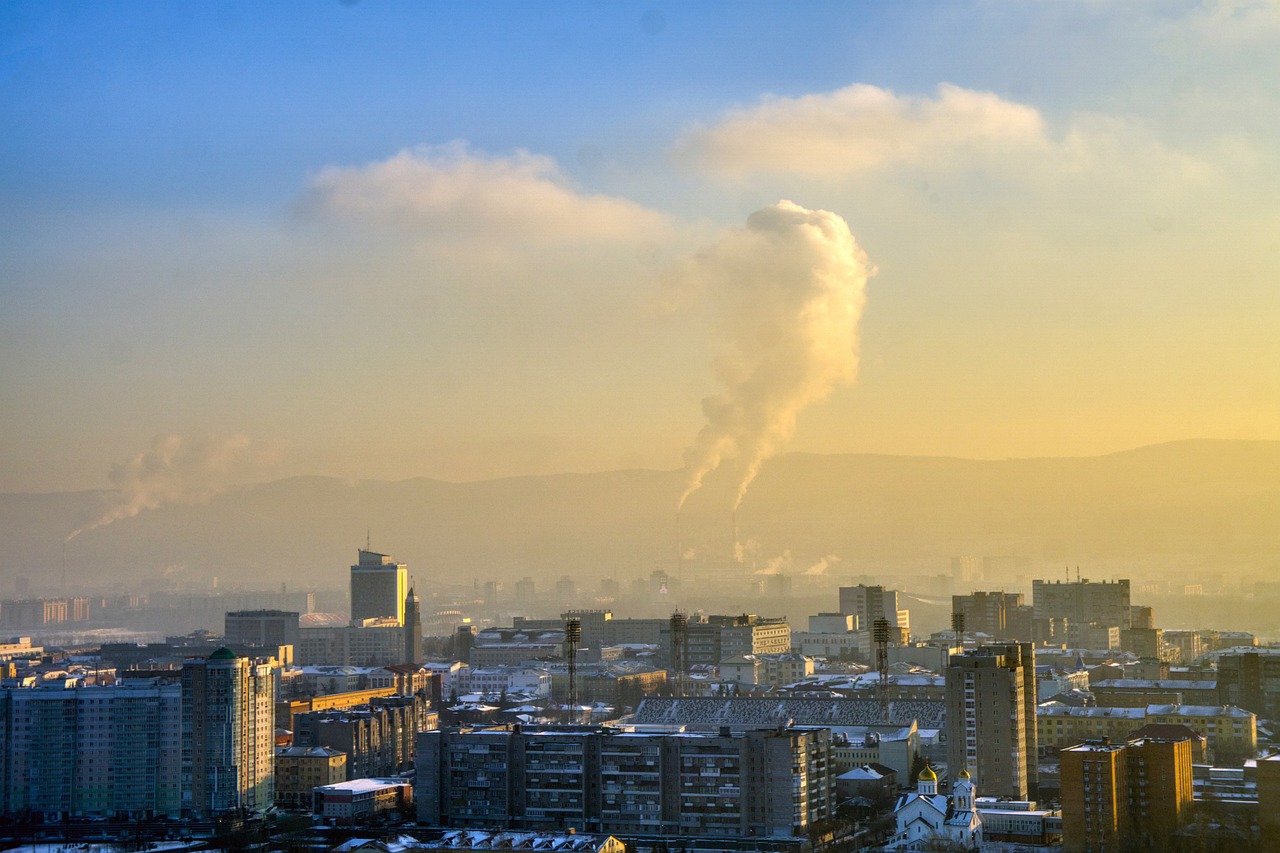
[
  {"left": 676, "top": 83, "right": 1049, "bottom": 180},
  {"left": 675, "top": 82, "right": 1236, "bottom": 198},
  {"left": 303, "top": 142, "right": 670, "bottom": 243}
]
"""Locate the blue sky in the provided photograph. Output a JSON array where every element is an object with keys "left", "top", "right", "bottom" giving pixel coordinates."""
[{"left": 2, "top": 1, "right": 1278, "bottom": 493}]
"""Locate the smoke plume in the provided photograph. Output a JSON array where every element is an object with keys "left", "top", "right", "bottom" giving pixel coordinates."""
[
  {"left": 66, "top": 433, "right": 257, "bottom": 541},
  {"left": 675, "top": 201, "right": 873, "bottom": 509}
]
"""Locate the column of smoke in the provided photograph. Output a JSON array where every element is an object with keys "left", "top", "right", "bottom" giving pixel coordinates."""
[
  {"left": 65, "top": 433, "right": 256, "bottom": 542},
  {"left": 673, "top": 201, "right": 874, "bottom": 556}
]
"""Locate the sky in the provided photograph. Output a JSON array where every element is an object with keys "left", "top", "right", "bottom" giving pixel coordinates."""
[{"left": 2, "top": 0, "right": 1278, "bottom": 494}]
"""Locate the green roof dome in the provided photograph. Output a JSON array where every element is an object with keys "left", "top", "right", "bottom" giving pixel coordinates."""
[{"left": 208, "top": 647, "right": 238, "bottom": 660}]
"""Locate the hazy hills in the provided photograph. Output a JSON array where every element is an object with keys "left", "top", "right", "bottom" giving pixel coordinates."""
[{"left": 3, "top": 439, "right": 1278, "bottom": 593}]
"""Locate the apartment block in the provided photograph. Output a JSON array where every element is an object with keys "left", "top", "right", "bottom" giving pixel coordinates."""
[
  {"left": 946, "top": 643, "right": 1038, "bottom": 800},
  {"left": 1060, "top": 737, "right": 1193, "bottom": 853},
  {"left": 416, "top": 724, "right": 834, "bottom": 839},
  {"left": 0, "top": 680, "right": 182, "bottom": 819}
]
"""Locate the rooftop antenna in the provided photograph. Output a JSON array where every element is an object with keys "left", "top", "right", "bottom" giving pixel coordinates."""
[{"left": 366, "top": 529, "right": 372, "bottom": 551}]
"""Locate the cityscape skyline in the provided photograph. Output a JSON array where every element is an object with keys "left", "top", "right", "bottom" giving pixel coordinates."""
[{"left": 3, "top": 2, "right": 1278, "bottom": 494}]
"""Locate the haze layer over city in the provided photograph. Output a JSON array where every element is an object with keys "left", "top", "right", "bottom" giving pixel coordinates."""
[{"left": 3, "top": 3, "right": 1278, "bottom": 635}]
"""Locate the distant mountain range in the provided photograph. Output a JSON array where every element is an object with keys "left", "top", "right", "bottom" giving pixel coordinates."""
[{"left": 3, "top": 439, "right": 1277, "bottom": 593}]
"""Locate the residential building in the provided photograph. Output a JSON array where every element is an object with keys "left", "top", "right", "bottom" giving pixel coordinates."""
[
  {"left": 274, "top": 745, "right": 346, "bottom": 808},
  {"left": 0, "top": 679, "right": 182, "bottom": 818},
  {"left": 672, "top": 614, "right": 791, "bottom": 667},
  {"left": 350, "top": 549, "right": 409, "bottom": 626},
  {"left": 1060, "top": 737, "right": 1193, "bottom": 853},
  {"left": 1038, "top": 703, "right": 1256, "bottom": 764},
  {"left": 416, "top": 724, "right": 835, "bottom": 839},
  {"left": 293, "top": 692, "right": 435, "bottom": 779},
  {"left": 946, "top": 643, "right": 1037, "bottom": 800},
  {"left": 951, "top": 591, "right": 1026, "bottom": 641},
  {"left": 1217, "top": 648, "right": 1280, "bottom": 720},
  {"left": 181, "top": 648, "right": 277, "bottom": 816},
  {"left": 1033, "top": 578, "right": 1131, "bottom": 630}
]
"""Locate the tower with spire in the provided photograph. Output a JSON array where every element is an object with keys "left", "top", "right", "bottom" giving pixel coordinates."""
[{"left": 404, "top": 583, "right": 423, "bottom": 665}]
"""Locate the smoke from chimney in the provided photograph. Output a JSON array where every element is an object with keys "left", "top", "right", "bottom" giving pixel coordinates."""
[
  {"left": 674, "top": 200, "right": 874, "bottom": 510},
  {"left": 66, "top": 433, "right": 258, "bottom": 541}
]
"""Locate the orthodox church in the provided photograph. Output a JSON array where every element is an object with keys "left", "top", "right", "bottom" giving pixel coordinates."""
[{"left": 883, "top": 764, "right": 983, "bottom": 850}]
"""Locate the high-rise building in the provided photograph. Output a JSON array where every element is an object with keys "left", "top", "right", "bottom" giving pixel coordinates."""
[
  {"left": 946, "top": 643, "right": 1037, "bottom": 800},
  {"left": 1060, "top": 737, "right": 1193, "bottom": 853},
  {"left": 181, "top": 648, "right": 276, "bottom": 817},
  {"left": 350, "top": 549, "right": 409, "bottom": 625},
  {"left": 1033, "top": 578, "right": 1131, "bottom": 630},
  {"left": 951, "top": 591, "right": 1026, "bottom": 641},
  {"left": 1217, "top": 648, "right": 1280, "bottom": 720},
  {"left": 404, "top": 586, "right": 423, "bottom": 665},
  {"left": 0, "top": 679, "right": 183, "bottom": 819}
]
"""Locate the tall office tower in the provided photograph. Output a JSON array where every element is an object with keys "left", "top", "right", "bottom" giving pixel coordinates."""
[
  {"left": 839, "top": 585, "right": 910, "bottom": 636},
  {"left": 1060, "top": 737, "right": 1193, "bottom": 853},
  {"left": 181, "top": 648, "right": 276, "bottom": 817},
  {"left": 350, "top": 549, "right": 409, "bottom": 625},
  {"left": 946, "top": 643, "right": 1037, "bottom": 800},
  {"left": 404, "top": 586, "right": 423, "bottom": 665},
  {"left": 1032, "top": 578, "right": 1132, "bottom": 630},
  {"left": 225, "top": 609, "right": 301, "bottom": 648}
]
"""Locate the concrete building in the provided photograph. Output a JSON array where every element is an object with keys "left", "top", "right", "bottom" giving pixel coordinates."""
[
  {"left": 1038, "top": 702, "right": 1256, "bottom": 764},
  {"left": 314, "top": 777, "right": 412, "bottom": 824},
  {"left": 673, "top": 614, "right": 791, "bottom": 667},
  {"left": 1033, "top": 578, "right": 1131, "bottom": 630},
  {"left": 946, "top": 643, "right": 1037, "bottom": 800},
  {"left": 831, "top": 723, "right": 919, "bottom": 777},
  {"left": 0, "top": 679, "right": 183, "bottom": 818},
  {"left": 181, "top": 648, "right": 277, "bottom": 817},
  {"left": 294, "top": 693, "right": 435, "bottom": 779},
  {"left": 274, "top": 745, "right": 346, "bottom": 808},
  {"left": 1259, "top": 751, "right": 1280, "bottom": 834},
  {"left": 1217, "top": 648, "right": 1280, "bottom": 720},
  {"left": 416, "top": 724, "right": 835, "bottom": 839},
  {"left": 1060, "top": 737, "right": 1193, "bottom": 853},
  {"left": 225, "top": 609, "right": 301, "bottom": 649},
  {"left": 839, "top": 585, "right": 909, "bottom": 636},
  {"left": 350, "top": 550, "right": 409, "bottom": 626},
  {"left": 951, "top": 591, "right": 1026, "bottom": 642},
  {"left": 1091, "top": 678, "right": 1220, "bottom": 708},
  {"left": 298, "top": 623, "right": 407, "bottom": 667}
]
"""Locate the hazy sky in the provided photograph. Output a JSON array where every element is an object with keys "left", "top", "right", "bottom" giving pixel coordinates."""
[{"left": 2, "top": 1, "right": 1278, "bottom": 493}]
